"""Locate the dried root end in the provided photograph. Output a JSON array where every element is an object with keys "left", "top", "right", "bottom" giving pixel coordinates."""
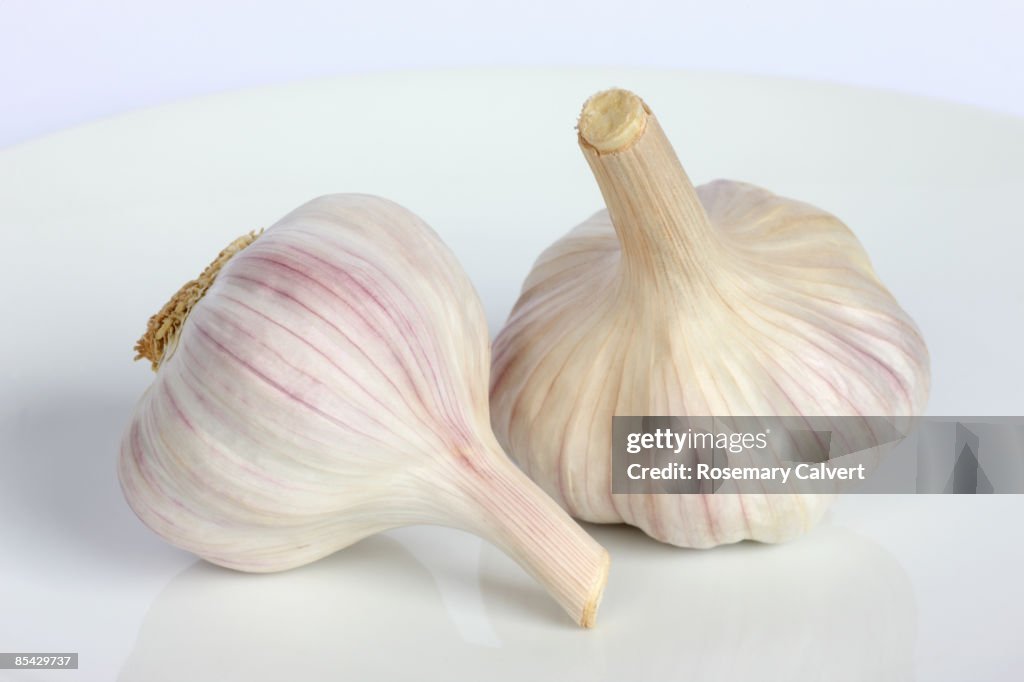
[
  {"left": 577, "top": 88, "right": 649, "bottom": 153},
  {"left": 134, "top": 229, "right": 263, "bottom": 371}
]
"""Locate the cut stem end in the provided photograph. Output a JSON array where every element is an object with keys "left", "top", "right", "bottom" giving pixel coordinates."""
[
  {"left": 579, "top": 549, "right": 610, "bottom": 628},
  {"left": 578, "top": 88, "right": 649, "bottom": 153},
  {"left": 458, "top": 453, "right": 611, "bottom": 628}
]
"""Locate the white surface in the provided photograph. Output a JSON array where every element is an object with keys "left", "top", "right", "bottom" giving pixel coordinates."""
[
  {"left": 0, "top": 69, "right": 1022, "bottom": 681},
  {"left": 2, "top": 0, "right": 1023, "bottom": 148}
]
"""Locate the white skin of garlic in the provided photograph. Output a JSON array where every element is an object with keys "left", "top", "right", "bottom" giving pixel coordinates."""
[
  {"left": 120, "top": 194, "right": 609, "bottom": 627},
  {"left": 490, "top": 89, "right": 930, "bottom": 548}
]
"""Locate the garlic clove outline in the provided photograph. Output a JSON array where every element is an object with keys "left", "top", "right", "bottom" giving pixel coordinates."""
[
  {"left": 489, "top": 89, "right": 930, "bottom": 547},
  {"left": 120, "top": 194, "right": 609, "bottom": 627}
]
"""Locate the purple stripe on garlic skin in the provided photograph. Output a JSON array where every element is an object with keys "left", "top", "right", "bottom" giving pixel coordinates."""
[
  {"left": 120, "top": 194, "right": 609, "bottom": 628},
  {"left": 489, "top": 89, "right": 930, "bottom": 548}
]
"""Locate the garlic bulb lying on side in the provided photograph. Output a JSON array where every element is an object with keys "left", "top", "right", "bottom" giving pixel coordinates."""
[
  {"left": 490, "top": 89, "right": 930, "bottom": 547},
  {"left": 120, "top": 194, "right": 609, "bottom": 627}
]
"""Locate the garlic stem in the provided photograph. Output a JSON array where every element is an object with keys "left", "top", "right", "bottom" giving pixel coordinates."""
[
  {"left": 452, "top": 450, "right": 609, "bottom": 628},
  {"left": 578, "top": 89, "right": 720, "bottom": 290}
]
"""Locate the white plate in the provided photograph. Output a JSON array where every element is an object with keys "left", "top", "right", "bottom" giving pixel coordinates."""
[{"left": 1, "top": 69, "right": 1022, "bottom": 682}]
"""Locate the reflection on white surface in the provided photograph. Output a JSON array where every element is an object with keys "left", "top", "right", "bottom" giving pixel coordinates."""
[
  {"left": 118, "top": 535, "right": 463, "bottom": 681},
  {"left": 120, "top": 524, "right": 915, "bottom": 681},
  {"left": 481, "top": 525, "right": 916, "bottom": 681}
]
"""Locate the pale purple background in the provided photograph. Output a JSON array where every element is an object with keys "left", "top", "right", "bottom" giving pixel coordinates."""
[{"left": 2, "top": 0, "right": 1021, "bottom": 149}]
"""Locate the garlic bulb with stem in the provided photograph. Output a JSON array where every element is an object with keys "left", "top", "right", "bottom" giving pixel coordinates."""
[
  {"left": 490, "top": 89, "right": 930, "bottom": 547},
  {"left": 120, "top": 194, "right": 609, "bottom": 627}
]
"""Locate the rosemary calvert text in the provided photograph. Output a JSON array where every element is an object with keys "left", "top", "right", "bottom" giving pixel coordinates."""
[{"left": 625, "top": 462, "right": 867, "bottom": 483}]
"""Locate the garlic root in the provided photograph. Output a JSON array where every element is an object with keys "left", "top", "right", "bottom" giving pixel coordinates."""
[{"left": 120, "top": 195, "right": 608, "bottom": 627}]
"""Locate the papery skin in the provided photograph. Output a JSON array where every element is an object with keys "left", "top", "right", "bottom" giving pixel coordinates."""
[
  {"left": 120, "top": 195, "right": 608, "bottom": 626},
  {"left": 490, "top": 180, "right": 930, "bottom": 548}
]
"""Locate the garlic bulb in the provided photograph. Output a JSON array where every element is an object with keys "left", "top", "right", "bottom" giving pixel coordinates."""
[
  {"left": 120, "top": 194, "right": 609, "bottom": 627},
  {"left": 490, "top": 89, "right": 930, "bottom": 547}
]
